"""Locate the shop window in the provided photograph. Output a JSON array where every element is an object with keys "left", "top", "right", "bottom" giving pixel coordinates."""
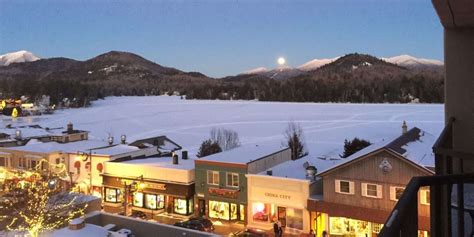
[
  {"left": 372, "top": 223, "right": 383, "bottom": 234},
  {"left": 362, "top": 183, "right": 382, "bottom": 198},
  {"left": 335, "top": 179, "right": 354, "bottom": 194},
  {"left": 174, "top": 198, "right": 189, "bottom": 215},
  {"left": 145, "top": 194, "right": 165, "bottom": 210},
  {"left": 30, "top": 160, "right": 37, "bottom": 170},
  {"left": 240, "top": 204, "right": 245, "bottom": 221},
  {"left": 330, "top": 217, "right": 370, "bottom": 236},
  {"left": 105, "top": 188, "right": 119, "bottom": 203},
  {"left": 207, "top": 170, "right": 220, "bottom": 185},
  {"left": 286, "top": 208, "right": 303, "bottom": 230},
  {"left": 390, "top": 186, "right": 405, "bottom": 201},
  {"left": 252, "top": 202, "right": 270, "bottom": 222},
  {"left": 226, "top": 172, "right": 239, "bottom": 188},
  {"left": 133, "top": 192, "right": 144, "bottom": 207},
  {"left": 230, "top": 203, "right": 238, "bottom": 220},
  {"left": 209, "top": 200, "right": 230, "bottom": 220},
  {"left": 188, "top": 198, "right": 194, "bottom": 214},
  {"left": 420, "top": 189, "right": 430, "bottom": 205}
]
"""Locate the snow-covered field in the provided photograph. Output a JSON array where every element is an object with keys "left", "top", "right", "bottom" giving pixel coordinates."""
[{"left": 1, "top": 96, "right": 445, "bottom": 158}]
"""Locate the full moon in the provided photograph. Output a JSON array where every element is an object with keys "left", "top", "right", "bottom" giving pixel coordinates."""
[{"left": 277, "top": 57, "right": 286, "bottom": 65}]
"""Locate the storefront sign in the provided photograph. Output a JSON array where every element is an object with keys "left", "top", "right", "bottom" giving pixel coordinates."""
[
  {"left": 208, "top": 187, "right": 239, "bottom": 199},
  {"left": 264, "top": 192, "right": 291, "bottom": 200},
  {"left": 145, "top": 182, "right": 166, "bottom": 190}
]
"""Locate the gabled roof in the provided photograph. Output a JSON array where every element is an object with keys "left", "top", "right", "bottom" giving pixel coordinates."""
[
  {"left": 196, "top": 143, "right": 289, "bottom": 165},
  {"left": 129, "top": 136, "right": 181, "bottom": 151},
  {"left": 319, "top": 127, "right": 436, "bottom": 176}
]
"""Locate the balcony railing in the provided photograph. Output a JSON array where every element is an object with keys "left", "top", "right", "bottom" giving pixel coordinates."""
[{"left": 379, "top": 118, "right": 474, "bottom": 237}]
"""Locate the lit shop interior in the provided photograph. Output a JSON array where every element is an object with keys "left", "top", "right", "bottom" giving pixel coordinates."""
[
  {"left": 251, "top": 202, "right": 304, "bottom": 230},
  {"left": 104, "top": 187, "right": 194, "bottom": 216},
  {"left": 208, "top": 200, "right": 245, "bottom": 221}
]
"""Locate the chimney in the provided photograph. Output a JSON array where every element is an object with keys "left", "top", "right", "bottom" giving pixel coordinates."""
[
  {"left": 182, "top": 150, "right": 188, "bottom": 160},
  {"left": 15, "top": 129, "right": 22, "bottom": 140},
  {"left": 120, "top": 134, "right": 127, "bottom": 144},
  {"left": 67, "top": 122, "right": 73, "bottom": 133},
  {"left": 68, "top": 218, "right": 85, "bottom": 230},
  {"left": 172, "top": 153, "right": 179, "bottom": 165},
  {"left": 108, "top": 135, "right": 114, "bottom": 145},
  {"left": 266, "top": 169, "right": 273, "bottom": 176},
  {"left": 402, "top": 121, "right": 408, "bottom": 134}
]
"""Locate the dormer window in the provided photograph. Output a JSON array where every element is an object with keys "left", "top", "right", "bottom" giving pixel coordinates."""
[{"left": 335, "top": 179, "right": 354, "bottom": 195}]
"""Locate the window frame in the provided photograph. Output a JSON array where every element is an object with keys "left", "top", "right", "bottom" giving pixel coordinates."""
[
  {"left": 361, "top": 182, "right": 382, "bottom": 199},
  {"left": 390, "top": 186, "right": 405, "bottom": 201},
  {"left": 226, "top": 172, "right": 239, "bottom": 188},
  {"left": 335, "top": 179, "right": 354, "bottom": 195},
  {"left": 207, "top": 170, "right": 220, "bottom": 186}
]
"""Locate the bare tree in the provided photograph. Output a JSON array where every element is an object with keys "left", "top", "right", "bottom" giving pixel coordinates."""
[
  {"left": 284, "top": 122, "right": 308, "bottom": 160},
  {"left": 210, "top": 128, "right": 241, "bottom": 151}
]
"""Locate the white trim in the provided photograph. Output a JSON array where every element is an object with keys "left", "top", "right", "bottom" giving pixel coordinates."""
[
  {"left": 226, "top": 172, "right": 239, "bottom": 188},
  {"left": 390, "top": 186, "right": 405, "bottom": 201},
  {"left": 335, "top": 179, "right": 354, "bottom": 195},
  {"left": 420, "top": 189, "right": 430, "bottom": 205},
  {"left": 207, "top": 170, "right": 220, "bottom": 186},
  {"left": 362, "top": 182, "right": 382, "bottom": 199}
]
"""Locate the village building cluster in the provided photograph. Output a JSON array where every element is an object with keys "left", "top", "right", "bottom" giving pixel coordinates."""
[{"left": 0, "top": 121, "right": 435, "bottom": 236}]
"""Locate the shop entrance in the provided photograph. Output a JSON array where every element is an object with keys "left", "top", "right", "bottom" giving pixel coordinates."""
[
  {"left": 198, "top": 199, "right": 206, "bottom": 217},
  {"left": 278, "top": 207, "right": 287, "bottom": 227}
]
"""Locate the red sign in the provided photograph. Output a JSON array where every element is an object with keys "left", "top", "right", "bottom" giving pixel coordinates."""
[{"left": 208, "top": 187, "right": 239, "bottom": 199}]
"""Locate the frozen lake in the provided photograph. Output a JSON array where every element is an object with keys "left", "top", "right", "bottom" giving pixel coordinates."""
[{"left": 1, "top": 96, "right": 445, "bottom": 158}]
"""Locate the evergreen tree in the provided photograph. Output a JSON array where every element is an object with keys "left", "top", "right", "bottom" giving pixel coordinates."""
[
  {"left": 341, "top": 137, "right": 372, "bottom": 158},
  {"left": 197, "top": 139, "right": 222, "bottom": 157}
]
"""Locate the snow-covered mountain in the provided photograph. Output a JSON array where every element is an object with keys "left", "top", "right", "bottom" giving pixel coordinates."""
[
  {"left": 241, "top": 67, "right": 268, "bottom": 75},
  {"left": 382, "top": 55, "right": 443, "bottom": 69},
  {"left": 0, "top": 50, "right": 40, "bottom": 66},
  {"left": 297, "top": 57, "right": 340, "bottom": 71}
]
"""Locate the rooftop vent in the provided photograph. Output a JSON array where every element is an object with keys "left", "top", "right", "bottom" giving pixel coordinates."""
[
  {"left": 120, "top": 134, "right": 126, "bottom": 144},
  {"left": 15, "top": 129, "right": 21, "bottom": 140},
  {"left": 67, "top": 122, "right": 73, "bottom": 133},
  {"left": 172, "top": 153, "right": 179, "bottom": 165},
  {"left": 305, "top": 166, "right": 317, "bottom": 180},
  {"left": 402, "top": 121, "right": 408, "bottom": 134},
  {"left": 108, "top": 135, "right": 114, "bottom": 145},
  {"left": 182, "top": 150, "right": 188, "bottom": 160}
]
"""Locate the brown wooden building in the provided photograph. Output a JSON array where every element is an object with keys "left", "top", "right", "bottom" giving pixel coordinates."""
[{"left": 308, "top": 126, "right": 435, "bottom": 237}]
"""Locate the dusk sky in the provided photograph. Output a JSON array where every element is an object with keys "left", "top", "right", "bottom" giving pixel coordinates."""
[{"left": 0, "top": 0, "right": 443, "bottom": 77}]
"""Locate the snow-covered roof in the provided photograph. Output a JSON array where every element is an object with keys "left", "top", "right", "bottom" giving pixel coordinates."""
[
  {"left": 90, "top": 144, "right": 140, "bottom": 156},
  {"left": 117, "top": 156, "right": 195, "bottom": 170},
  {"left": 5, "top": 139, "right": 110, "bottom": 154},
  {"left": 52, "top": 224, "right": 109, "bottom": 237},
  {"left": 198, "top": 143, "right": 288, "bottom": 165},
  {"left": 259, "top": 155, "right": 343, "bottom": 180},
  {"left": 0, "top": 151, "right": 10, "bottom": 155},
  {"left": 319, "top": 127, "right": 435, "bottom": 176}
]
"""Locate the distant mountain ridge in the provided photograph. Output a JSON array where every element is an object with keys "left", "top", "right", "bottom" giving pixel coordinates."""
[
  {"left": 0, "top": 50, "right": 444, "bottom": 104},
  {"left": 0, "top": 50, "right": 40, "bottom": 66}
]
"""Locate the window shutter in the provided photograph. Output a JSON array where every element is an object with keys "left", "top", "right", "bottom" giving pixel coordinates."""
[
  {"left": 377, "top": 185, "right": 383, "bottom": 198},
  {"left": 361, "top": 183, "right": 367, "bottom": 197},
  {"left": 390, "top": 187, "right": 396, "bottom": 201},
  {"left": 349, "top": 181, "right": 355, "bottom": 194},
  {"left": 335, "top": 180, "right": 340, "bottom": 193}
]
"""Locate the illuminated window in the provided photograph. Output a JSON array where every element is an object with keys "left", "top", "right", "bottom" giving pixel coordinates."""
[
  {"left": 330, "top": 217, "right": 370, "bottom": 236},
  {"left": 226, "top": 173, "right": 239, "bottom": 188},
  {"left": 105, "top": 188, "right": 119, "bottom": 203},
  {"left": 372, "top": 223, "right": 383, "bottom": 233},
  {"left": 335, "top": 180, "right": 354, "bottom": 194},
  {"left": 209, "top": 200, "right": 230, "bottom": 220},
  {"left": 145, "top": 194, "right": 164, "bottom": 210},
  {"left": 133, "top": 192, "right": 144, "bottom": 207},
  {"left": 362, "top": 183, "right": 382, "bottom": 198},
  {"left": 240, "top": 204, "right": 245, "bottom": 221},
  {"left": 420, "top": 189, "right": 430, "bottom": 205},
  {"left": 252, "top": 202, "right": 270, "bottom": 222},
  {"left": 174, "top": 198, "right": 189, "bottom": 215},
  {"left": 207, "top": 170, "right": 220, "bottom": 185},
  {"left": 390, "top": 187, "right": 405, "bottom": 201}
]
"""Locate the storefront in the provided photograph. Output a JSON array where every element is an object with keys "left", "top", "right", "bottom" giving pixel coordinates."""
[
  {"left": 207, "top": 199, "right": 245, "bottom": 221},
  {"left": 246, "top": 174, "right": 311, "bottom": 233},
  {"left": 102, "top": 175, "right": 195, "bottom": 216}
]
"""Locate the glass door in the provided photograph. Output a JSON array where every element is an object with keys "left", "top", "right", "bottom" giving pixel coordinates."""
[{"left": 278, "top": 207, "right": 287, "bottom": 227}]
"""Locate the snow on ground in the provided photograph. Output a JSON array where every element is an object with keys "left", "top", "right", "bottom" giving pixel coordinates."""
[{"left": 0, "top": 96, "right": 444, "bottom": 159}]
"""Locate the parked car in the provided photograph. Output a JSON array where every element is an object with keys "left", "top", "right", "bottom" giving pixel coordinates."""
[
  {"left": 188, "top": 217, "right": 215, "bottom": 232},
  {"left": 174, "top": 218, "right": 214, "bottom": 232},
  {"left": 130, "top": 210, "right": 147, "bottom": 220},
  {"left": 230, "top": 228, "right": 268, "bottom": 237}
]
